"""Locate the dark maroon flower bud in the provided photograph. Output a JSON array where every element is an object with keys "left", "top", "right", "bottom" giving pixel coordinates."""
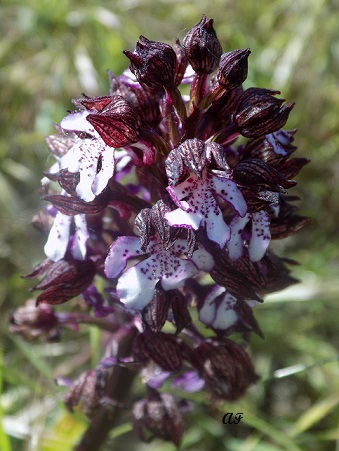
[
  {"left": 64, "top": 369, "right": 108, "bottom": 417},
  {"left": 133, "top": 330, "right": 183, "bottom": 371},
  {"left": 182, "top": 15, "right": 222, "bottom": 74},
  {"left": 26, "top": 258, "right": 96, "bottom": 306},
  {"left": 232, "top": 158, "right": 296, "bottom": 193},
  {"left": 203, "top": 86, "right": 243, "bottom": 138},
  {"left": 217, "top": 49, "right": 251, "bottom": 90},
  {"left": 258, "top": 251, "right": 299, "bottom": 294},
  {"left": 234, "top": 88, "right": 295, "bottom": 137},
  {"left": 275, "top": 157, "right": 310, "bottom": 179},
  {"left": 210, "top": 251, "right": 265, "bottom": 301},
  {"left": 132, "top": 387, "right": 184, "bottom": 446},
  {"left": 189, "top": 339, "right": 258, "bottom": 400},
  {"left": 242, "top": 129, "right": 298, "bottom": 166},
  {"left": 86, "top": 95, "right": 141, "bottom": 147},
  {"left": 123, "top": 36, "right": 177, "bottom": 90},
  {"left": 9, "top": 299, "right": 59, "bottom": 341},
  {"left": 270, "top": 196, "right": 309, "bottom": 239},
  {"left": 271, "top": 213, "right": 309, "bottom": 239}
]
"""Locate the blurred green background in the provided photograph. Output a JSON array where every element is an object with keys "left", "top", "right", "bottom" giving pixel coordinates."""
[{"left": 1, "top": 0, "right": 338, "bottom": 450}]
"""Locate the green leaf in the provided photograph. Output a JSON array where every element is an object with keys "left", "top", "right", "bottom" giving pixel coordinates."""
[
  {"left": 239, "top": 411, "right": 303, "bottom": 451},
  {"left": 289, "top": 395, "right": 339, "bottom": 437}
]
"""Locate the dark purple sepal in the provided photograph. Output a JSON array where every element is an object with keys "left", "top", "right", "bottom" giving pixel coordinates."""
[
  {"left": 165, "top": 147, "right": 186, "bottom": 186},
  {"left": 232, "top": 158, "right": 296, "bottom": 193},
  {"left": 86, "top": 95, "right": 141, "bottom": 148},
  {"left": 30, "top": 258, "right": 96, "bottom": 306},
  {"left": 235, "top": 88, "right": 294, "bottom": 137},
  {"left": 64, "top": 368, "right": 108, "bottom": 418},
  {"left": 270, "top": 214, "right": 309, "bottom": 239},
  {"left": 141, "top": 288, "right": 171, "bottom": 333},
  {"left": 132, "top": 387, "right": 184, "bottom": 447},
  {"left": 45, "top": 129, "right": 78, "bottom": 158},
  {"left": 22, "top": 258, "right": 53, "bottom": 279},
  {"left": 188, "top": 339, "right": 258, "bottom": 400},
  {"left": 43, "top": 189, "right": 111, "bottom": 216},
  {"left": 234, "top": 299, "right": 264, "bottom": 338},
  {"left": 150, "top": 200, "right": 172, "bottom": 248},
  {"left": 210, "top": 251, "right": 265, "bottom": 301},
  {"left": 78, "top": 95, "right": 114, "bottom": 112},
  {"left": 9, "top": 299, "right": 60, "bottom": 341},
  {"left": 275, "top": 157, "right": 310, "bottom": 179},
  {"left": 133, "top": 330, "right": 183, "bottom": 372},
  {"left": 259, "top": 251, "right": 299, "bottom": 294},
  {"left": 134, "top": 207, "right": 152, "bottom": 252},
  {"left": 170, "top": 289, "right": 192, "bottom": 334},
  {"left": 57, "top": 169, "right": 80, "bottom": 196}
]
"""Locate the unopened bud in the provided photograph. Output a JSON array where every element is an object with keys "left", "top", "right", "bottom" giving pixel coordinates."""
[
  {"left": 217, "top": 48, "right": 251, "bottom": 90},
  {"left": 123, "top": 36, "right": 177, "bottom": 90},
  {"left": 64, "top": 369, "right": 107, "bottom": 417},
  {"left": 234, "top": 88, "right": 294, "bottom": 137},
  {"left": 9, "top": 299, "right": 59, "bottom": 341},
  {"left": 132, "top": 387, "right": 184, "bottom": 446},
  {"left": 182, "top": 15, "right": 222, "bottom": 74}
]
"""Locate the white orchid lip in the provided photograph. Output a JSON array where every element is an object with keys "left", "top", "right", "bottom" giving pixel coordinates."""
[
  {"left": 105, "top": 235, "right": 214, "bottom": 310},
  {"left": 44, "top": 211, "right": 89, "bottom": 262},
  {"left": 57, "top": 110, "right": 117, "bottom": 202},
  {"left": 165, "top": 169, "right": 247, "bottom": 248},
  {"left": 227, "top": 210, "right": 271, "bottom": 262}
]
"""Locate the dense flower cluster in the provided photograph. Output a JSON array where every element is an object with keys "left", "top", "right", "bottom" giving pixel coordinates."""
[{"left": 12, "top": 15, "right": 308, "bottom": 447}]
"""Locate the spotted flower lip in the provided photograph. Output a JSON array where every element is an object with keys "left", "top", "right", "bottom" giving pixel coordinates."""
[
  {"left": 165, "top": 169, "right": 247, "bottom": 248},
  {"left": 104, "top": 235, "right": 214, "bottom": 310},
  {"left": 227, "top": 210, "right": 271, "bottom": 262},
  {"left": 197, "top": 285, "right": 262, "bottom": 336},
  {"left": 198, "top": 285, "right": 239, "bottom": 330},
  {"left": 44, "top": 211, "right": 89, "bottom": 262},
  {"left": 56, "top": 110, "right": 116, "bottom": 202}
]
